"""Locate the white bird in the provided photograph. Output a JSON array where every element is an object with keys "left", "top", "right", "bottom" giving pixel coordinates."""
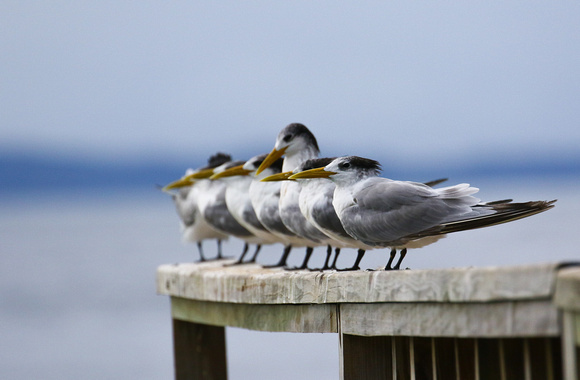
[
  {"left": 193, "top": 160, "right": 262, "bottom": 262},
  {"left": 162, "top": 153, "right": 231, "bottom": 261},
  {"left": 290, "top": 155, "right": 556, "bottom": 269},
  {"left": 257, "top": 123, "right": 339, "bottom": 270},
  {"left": 288, "top": 157, "right": 371, "bottom": 270},
  {"left": 244, "top": 154, "right": 304, "bottom": 268},
  {"left": 210, "top": 156, "right": 286, "bottom": 264},
  {"left": 267, "top": 157, "right": 449, "bottom": 270}
]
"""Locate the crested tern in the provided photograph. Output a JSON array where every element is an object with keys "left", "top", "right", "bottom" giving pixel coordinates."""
[
  {"left": 210, "top": 157, "right": 286, "bottom": 264},
  {"left": 244, "top": 154, "right": 303, "bottom": 268},
  {"left": 264, "top": 158, "right": 450, "bottom": 270},
  {"left": 257, "top": 123, "right": 338, "bottom": 270},
  {"left": 290, "top": 156, "right": 556, "bottom": 270},
  {"left": 162, "top": 153, "right": 231, "bottom": 261},
  {"left": 193, "top": 160, "right": 262, "bottom": 263}
]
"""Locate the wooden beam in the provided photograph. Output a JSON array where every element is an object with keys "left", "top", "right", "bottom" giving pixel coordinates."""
[
  {"left": 171, "top": 297, "right": 337, "bottom": 333},
  {"left": 339, "top": 300, "right": 559, "bottom": 337},
  {"left": 172, "top": 319, "right": 227, "bottom": 380}
]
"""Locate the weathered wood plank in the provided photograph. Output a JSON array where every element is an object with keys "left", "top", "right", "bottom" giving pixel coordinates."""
[
  {"left": 339, "top": 300, "right": 559, "bottom": 337},
  {"left": 171, "top": 297, "right": 337, "bottom": 333},
  {"left": 172, "top": 319, "right": 227, "bottom": 380},
  {"left": 157, "top": 261, "right": 564, "bottom": 305},
  {"left": 554, "top": 267, "right": 580, "bottom": 312}
]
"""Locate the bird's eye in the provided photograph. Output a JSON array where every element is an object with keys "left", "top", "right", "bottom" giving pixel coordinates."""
[
  {"left": 283, "top": 134, "right": 292, "bottom": 142},
  {"left": 339, "top": 162, "right": 351, "bottom": 169}
]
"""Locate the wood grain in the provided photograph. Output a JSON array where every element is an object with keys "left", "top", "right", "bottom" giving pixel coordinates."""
[{"left": 157, "top": 261, "right": 563, "bottom": 305}]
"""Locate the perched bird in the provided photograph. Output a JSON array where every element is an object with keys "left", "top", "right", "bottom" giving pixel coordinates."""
[
  {"left": 265, "top": 158, "right": 449, "bottom": 270},
  {"left": 290, "top": 155, "right": 556, "bottom": 270},
  {"left": 193, "top": 160, "right": 262, "bottom": 263},
  {"left": 244, "top": 154, "right": 303, "bottom": 268},
  {"left": 210, "top": 156, "right": 285, "bottom": 264},
  {"left": 274, "top": 157, "right": 370, "bottom": 270},
  {"left": 162, "top": 153, "right": 231, "bottom": 261},
  {"left": 257, "top": 123, "right": 338, "bottom": 270}
]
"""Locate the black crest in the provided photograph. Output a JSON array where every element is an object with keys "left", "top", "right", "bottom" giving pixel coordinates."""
[
  {"left": 250, "top": 154, "right": 283, "bottom": 173},
  {"left": 206, "top": 152, "right": 232, "bottom": 169},
  {"left": 339, "top": 156, "right": 382, "bottom": 175},
  {"left": 300, "top": 157, "right": 336, "bottom": 171}
]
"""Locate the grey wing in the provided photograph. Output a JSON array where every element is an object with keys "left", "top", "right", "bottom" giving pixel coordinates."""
[
  {"left": 241, "top": 202, "right": 269, "bottom": 232},
  {"left": 311, "top": 197, "right": 351, "bottom": 239},
  {"left": 342, "top": 180, "right": 458, "bottom": 246},
  {"left": 204, "top": 200, "right": 253, "bottom": 237},
  {"left": 258, "top": 202, "right": 296, "bottom": 237},
  {"left": 280, "top": 204, "right": 327, "bottom": 242}
]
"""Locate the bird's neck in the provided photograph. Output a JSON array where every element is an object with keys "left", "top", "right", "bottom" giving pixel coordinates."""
[{"left": 282, "top": 147, "right": 318, "bottom": 171}]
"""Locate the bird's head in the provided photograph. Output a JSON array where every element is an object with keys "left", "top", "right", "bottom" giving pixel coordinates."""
[{"left": 256, "top": 123, "right": 319, "bottom": 174}]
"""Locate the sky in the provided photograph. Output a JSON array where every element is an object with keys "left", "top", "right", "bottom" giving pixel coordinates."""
[{"left": 2, "top": 2, "right": 580, "bottom": 169}]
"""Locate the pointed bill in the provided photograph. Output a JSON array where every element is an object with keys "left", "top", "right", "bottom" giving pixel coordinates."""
[
  {"left": 288, "top": 167, "right": 336, "bottom": 180},
  {"left": 260, "top": 171, "right": 294, "bottom": 182},
  {"left": 255, "top": 146, "right": 287, "bottom": 175},
  {"left": 186, "top": 167, "right": 215, "bottom": 180},
  {"left": 210, "top": 164, "right": 252, "bottom": 180},
  {"left": 162, "top": 176, "right": 195, "bottom": 191}
]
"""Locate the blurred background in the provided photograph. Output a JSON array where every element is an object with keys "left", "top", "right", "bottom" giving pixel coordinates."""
[{"left": 1, "top": 2, "right": 579, "bottom": 379}]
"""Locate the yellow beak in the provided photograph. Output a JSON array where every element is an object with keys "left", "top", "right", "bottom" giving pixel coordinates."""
[
  {"left": 260, "top": 171, "right": 294, "bottom": 182},
  {"left": 288, "top": 167, "right": 336, "bottom": 180},
  {"left": 162, "top": 167, "right": 217, "bottom": 191},
  {"left": 210, "top": 165, "right": 252, "bottom": 180},
  {"left": 162, "top": 176, "right": 195, "bottom": 191},
  {"left": 255, "top": 146, "right": 287, "bottom": 175},
  {"left": 186, "top": 167, "right": 216, "bottom": 180}
]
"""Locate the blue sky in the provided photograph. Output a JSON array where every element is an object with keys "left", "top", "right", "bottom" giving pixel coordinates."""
[{"left": 2, "top": 2, "right": 579, "bottom": 169}]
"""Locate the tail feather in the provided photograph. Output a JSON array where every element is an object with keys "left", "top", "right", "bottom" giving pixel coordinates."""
[
  {"left": 438, "top": 200, "right": 556, "bottom": 234},
  {"left": 406, "top": 199, "right": 556, "bottom": 240}
]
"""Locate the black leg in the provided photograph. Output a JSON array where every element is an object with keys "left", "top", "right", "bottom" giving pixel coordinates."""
[
  {"left": 289, "top": 247, "right": 314, "bottom": 270},
  {"left": 225, "top": 243, "right": 249, "bottom": 266},
  {"left": 196, "top": 242, "right": 206, "bottom": 262},
  {"left": 237, "top": 243, "right": 249, "bottom": 262},
  {"left": 247, "top": 244, "right": 262, "bottom": 263},
  {"left": 393, "top": 248, "right": 407, "bottom": 270},
  {"left": 330, "top": 247, "right": 341, "bottom": 270},
  {"left": 384, "top": 248, "right": 397, "bottom": 270},
  {"left": 263, "top": 245, "right": 292, "bottom": 268},
  {"left": 216, "top": 239, "right": 223, "bottom": 259},
  {"left": 339, "top": 249, "right": 365, "bottom": 271},
  {"left": 320, "top": 245, "right": 333, "bottom": 270}
]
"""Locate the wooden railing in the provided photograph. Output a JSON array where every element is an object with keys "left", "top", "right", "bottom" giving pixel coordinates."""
[{"left": 157, "top": 261, "right": 580, "bottom": 380}]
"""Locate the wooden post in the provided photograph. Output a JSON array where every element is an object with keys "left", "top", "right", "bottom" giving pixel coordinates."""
[
  {"left": 172, "top": 319, "right": 227, "bottom": 380},
  {"left": 340, "top": 334, "right": 393, "bottom": 380}
]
